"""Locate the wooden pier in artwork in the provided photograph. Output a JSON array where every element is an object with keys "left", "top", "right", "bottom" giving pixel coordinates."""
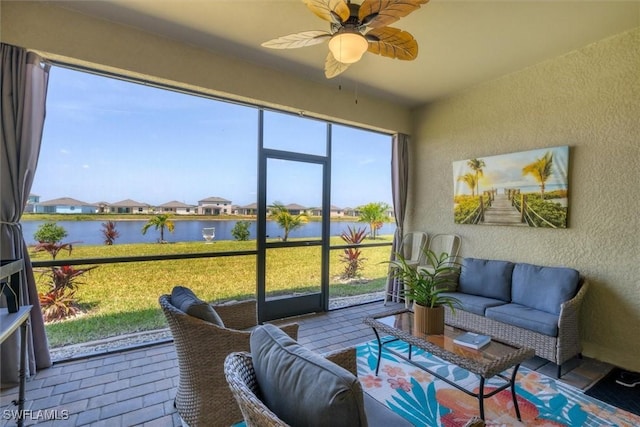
[
  {"left": 481, "top": 193, "right": 528, "bottom": 226},
  {"left": 458, "top": 188, "right": 561, "bottom": 228}
]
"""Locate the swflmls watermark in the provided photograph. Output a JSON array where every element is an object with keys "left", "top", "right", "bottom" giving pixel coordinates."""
[{"left": 2, "top": 409, "right": 70, "bottom": 421}]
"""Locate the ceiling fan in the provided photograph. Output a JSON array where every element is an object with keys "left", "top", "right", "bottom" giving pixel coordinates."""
[{"left": 262, "top": 0, "right": 429, "bottom": 79}]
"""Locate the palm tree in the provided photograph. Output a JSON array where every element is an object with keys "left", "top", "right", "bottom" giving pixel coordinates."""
[
  {"left": 141, "top": 214, "right": 175, "bottom": 243},
  {"left": 522, "top": 151, "right": 554, "bottom": 199},
  {"left": 357, "top": 202, "right": 391, "bottom": 240},
  {"left": 457, "top": 173, "right": 478, "bottom": 197},
  {"left": 467, "top": 158, "right": 486, "bottom": 196},
  {"left": 268, "top": 203, "right": 308, "bottom": 242}
]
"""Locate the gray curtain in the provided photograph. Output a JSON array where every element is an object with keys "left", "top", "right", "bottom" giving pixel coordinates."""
[
  {"left": 384, "top": 133, "right": 409, "bottom": 303},
  {"left": 1, "top": 43, "right": 52, "bottom": 386}
]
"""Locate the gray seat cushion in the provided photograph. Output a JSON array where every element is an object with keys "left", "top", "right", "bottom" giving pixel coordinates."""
[
  {"left": 170, "top": 286, "right": 224, "bottom": 326},
  {"left": 458, "top": 258, "right": 514, "bottom": 301},
  {"left": 250, "top": 324, "right": 367, "bottom": 427},
  {"left": 485, "top": 303, "right": 560, "bottom": 336},
  {"left": 511, "top": 263, "right": 580, "bottom": 315},
  {"left": 441, "top": 291, "right": 507, "bottom": 316},
  {"left": 363, "top": 393, "right": 413, "bottom": 427}
]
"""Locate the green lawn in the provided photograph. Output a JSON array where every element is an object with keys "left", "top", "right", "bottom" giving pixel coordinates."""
[{"left": 31, "top": 236, "right": 393, "bottom": 347}]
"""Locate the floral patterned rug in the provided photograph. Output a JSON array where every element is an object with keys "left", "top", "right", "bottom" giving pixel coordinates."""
[{"left": 356, "top": 339, "right": 640, "bottom": 426}]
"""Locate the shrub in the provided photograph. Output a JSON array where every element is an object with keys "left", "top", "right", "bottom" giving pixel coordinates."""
[
  {"left": 523, "top": 194, "right": 567, "bottom": 228},
  {"left": 231, "top": 221, "right": 251, "bottom": 241},
  {"left": 454, "top": 196, "right": 481, "bottom": 224},
  {"left": 33, "top": 222, "right": 67, "bottom": 244}
]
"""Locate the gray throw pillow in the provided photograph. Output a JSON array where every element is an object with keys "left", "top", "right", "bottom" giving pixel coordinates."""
[
  {"left": 250, "top": 324, "right": 367, "bottom": 427},
  {"left": 458, "top": 258, "right": 514, "bottom": 301},
  {"left": 511, "top": 263, "right": 580, "bottom": 315},
  {"left": 170, "top": 286, "right": 224, "bottom": 327}
]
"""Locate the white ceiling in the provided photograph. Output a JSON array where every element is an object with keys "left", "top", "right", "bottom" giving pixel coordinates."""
[{"left": 55, "top": 0, "right": 639, "bottom": 107}]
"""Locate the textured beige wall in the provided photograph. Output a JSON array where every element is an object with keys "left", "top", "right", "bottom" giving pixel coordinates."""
[
  {"left": 0, "top": 1, "right": 410, "bottom": 134},
  {"left": 409, "top": 28, "right": 640, "bottom": 370}
]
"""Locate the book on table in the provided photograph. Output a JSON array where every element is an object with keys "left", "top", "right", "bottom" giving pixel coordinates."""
[{"left": 453, "top": 332, "right": 491, "bottom": 349}]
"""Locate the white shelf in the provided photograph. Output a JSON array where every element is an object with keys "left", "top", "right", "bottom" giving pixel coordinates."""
[{"left": 0, "top": 306, "right": 32, "bottom": 343}]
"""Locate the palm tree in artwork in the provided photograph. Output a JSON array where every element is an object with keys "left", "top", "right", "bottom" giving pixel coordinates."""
[
  {"left": 467, "top": 158, "right": 486, "bottom": 196},
  {"left": 268, "top": 203, "right": 308, "bottom": 242},
  {"left": 522, "top": 151, "right": 554, "bottom": 199},
  {"left": 458, "top": 173, "right": 478, "bottom": 197},
  {"left": 141, "top": 214, "right": 175, "bottom": 243}
]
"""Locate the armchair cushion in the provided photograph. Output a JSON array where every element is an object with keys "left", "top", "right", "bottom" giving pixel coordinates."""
[
  {"left": 250, "top": 324, "right": 367, "bottom": 427},
  {"left": 171, "top": 286, "right": 224, "bottom": 326}
]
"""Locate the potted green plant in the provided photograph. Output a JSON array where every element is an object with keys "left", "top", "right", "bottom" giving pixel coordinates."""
[{"left": 388, "top": 249, "right": 460, "bottom": 335}]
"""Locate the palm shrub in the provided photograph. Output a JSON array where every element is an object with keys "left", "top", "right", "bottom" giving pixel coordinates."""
[
  {"left": 387, "top": 249, "right": 460, "bottom": 310},
  {"left": 357, "top": 202, "right": 390, "bottom": 240},
  {"left": 268, "top": 203, "right": 308, "bottom": 242},
  {"left": 141, "top": 214, "right": 175, "bottom": 243},
  {"left": 339, "top": 226, "right": 367, "bottom": 279}
]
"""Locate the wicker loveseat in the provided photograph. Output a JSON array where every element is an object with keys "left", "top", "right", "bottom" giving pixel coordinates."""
[
  {"left": 159, "top": 288, "right": 299, "bottom": 427},
  {"left": 440, "top": 258, "right": 588, "bottom": 377}
]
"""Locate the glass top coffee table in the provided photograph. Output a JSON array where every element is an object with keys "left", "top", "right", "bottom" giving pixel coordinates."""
[{"left": 364, "top": 309, "right": 535, "bottom": 421}]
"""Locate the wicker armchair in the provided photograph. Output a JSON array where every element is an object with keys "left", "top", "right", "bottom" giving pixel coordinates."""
[
  {"left": 225, "top": 350, "right": 484, "bottom": 427},
  {"left": 224, "top": 349, "right": 357, "bottom": 427},
  {"left": 159, "top": 294, "right": 299, "bottom": 427}
]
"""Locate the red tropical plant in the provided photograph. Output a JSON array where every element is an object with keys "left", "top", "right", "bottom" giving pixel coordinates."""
[
  {"left": 101, "top": 220, "right": 120, "bottom": 245},
  {"left": 339, "top": 226, "right": 367, "bottom": 279},
  {"left": 33, "top": 242, "right": 97, "bottom": 322},
  {"left": 33, "top": 241, "right": 75, "bottom": 260},
  {"left": 49, "top": 265, "right": 98, "bottom": 292},
  {"left": 39, "top": 288, "right": 80, "bottom": 321}
]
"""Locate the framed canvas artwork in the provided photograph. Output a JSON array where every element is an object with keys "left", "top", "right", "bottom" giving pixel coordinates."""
[{"left": 453, "top": 146, "right": 569, "bottom": 228}]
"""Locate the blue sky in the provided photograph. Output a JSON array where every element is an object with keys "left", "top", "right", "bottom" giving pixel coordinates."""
[{"left": 34, "top": 66, "right": 392, "bottom": 208}]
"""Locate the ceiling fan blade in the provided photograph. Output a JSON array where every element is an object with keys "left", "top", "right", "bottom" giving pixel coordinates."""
[
  {"left": 325, "top": 52, "right": 350, "bottom": 78},
  {"left": 262, "top": 31, "right": 331, "bottom": 49},
  {"left": 359, "top": 0, "right": 429, "bottom": 28},
  {"left": 366, "top": 27, "right": 418, "bottom": 60},
  {"left": 304, "top": 0, "right": 350, "bottom": 24}
]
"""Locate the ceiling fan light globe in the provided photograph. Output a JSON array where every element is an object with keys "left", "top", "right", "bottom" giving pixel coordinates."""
[{"left": 328, "top": 32, "right": 368, "bottom": 64}]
